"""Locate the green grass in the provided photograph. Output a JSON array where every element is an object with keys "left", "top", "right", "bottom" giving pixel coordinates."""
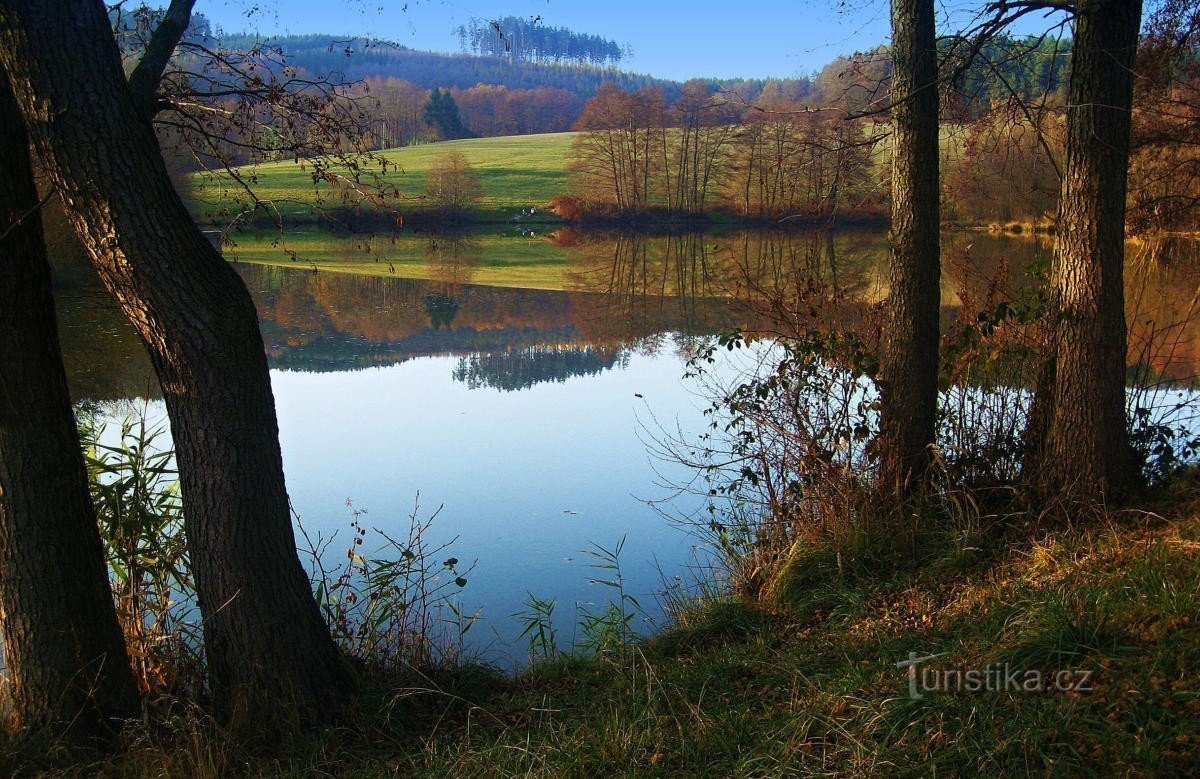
[
  {"left": 189, "top": 133, "right": 577, "bottom": 225},
  {"left": 17, "top": 487, "right": 1200, "bottom": 776}
]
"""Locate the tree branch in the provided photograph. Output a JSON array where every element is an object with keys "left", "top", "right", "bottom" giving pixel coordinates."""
[{"left": 126, "top": 0, "right": 195, "bottom": 121}]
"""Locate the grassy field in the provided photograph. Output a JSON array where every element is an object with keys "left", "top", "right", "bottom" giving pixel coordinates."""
[{"left": 189, "top": 133, "right": 577, "bottom": 226}]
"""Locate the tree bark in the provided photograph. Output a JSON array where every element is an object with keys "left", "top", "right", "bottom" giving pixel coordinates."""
[
  {"left": 1042, "top": 0, "right": 1143, "bottom": 499},
  {"left": 0, "top": 71, "right": 139, "bottom": 742},
  {"left": 877, "top": 0, "right": 941, "bottom": 494},
  {"left": 0, "top": 0, "right": 355, "bottom": 722}
]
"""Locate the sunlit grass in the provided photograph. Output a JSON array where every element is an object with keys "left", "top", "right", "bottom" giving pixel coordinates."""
[{"left": 188, "top": 133, "right": 577, "bottom": 224}]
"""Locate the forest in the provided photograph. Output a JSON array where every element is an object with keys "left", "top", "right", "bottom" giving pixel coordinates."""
[
  {"left": 454, "top": 16, "right": 629, "bottom": 66},
  {"left": 2, "top": 0, "right": 1200, "bottom": 775}
]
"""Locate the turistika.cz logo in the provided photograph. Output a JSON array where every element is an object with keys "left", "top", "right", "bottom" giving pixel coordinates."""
[{"left": 897, "top": 652, "right": 1095, "bottom": 700}]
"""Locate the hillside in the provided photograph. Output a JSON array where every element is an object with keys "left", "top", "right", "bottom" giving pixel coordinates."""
[
  {"left": 190, "top": 133, "right": 576, "bottom": 228},
  {"left": 411, "top": 502, "right": 1200, "bottom": 774}
]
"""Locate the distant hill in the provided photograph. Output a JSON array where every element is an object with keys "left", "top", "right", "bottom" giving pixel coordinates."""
[{"left": 216, "top": 33, "right": 679, "bottom": 100}]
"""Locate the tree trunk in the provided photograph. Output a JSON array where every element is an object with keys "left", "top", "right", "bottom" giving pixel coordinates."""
[
  {"left": 0, "top": 0, "right": 355, "bottom": 722},
  {"left": 1042, "top": 0, "right": 1143, "bottom": 499},
  {"left": 0, "top": 71, "right": 139, "bottom": 742},
  {"left": 877, "top": 0, "right": 941, "bottom": 494}
]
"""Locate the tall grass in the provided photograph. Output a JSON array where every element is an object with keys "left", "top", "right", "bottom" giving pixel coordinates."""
[
  {"left": 79, "top": 406, "right": 202, "bottom": 698},
  {"left": 74, "top": 405, "right": 479, "bottom": 704}
]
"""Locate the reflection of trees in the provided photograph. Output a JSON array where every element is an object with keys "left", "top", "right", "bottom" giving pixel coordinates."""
[
  {"left": 423, "top": 232, "right": 481, "bottom": 329},
  {"left": 423, "top": 293, "right": 459, "bottom": 329},
  {"left": 565, "top": 228, "right": 891, "bottom": 345},
  {"left": 939, "top": 235, "right": 1200, "bottom": 384},
  {"left": 566, "top": 232, "right": 741, "bottom": 348},
  {"left": 240, "top": 264, "right": 597, "bottom": 373},
  {"left": 452, "top": 346, "right": 628, "bottom": 392},
  {"left": 1126, "top": 238, "right": 1200, "bottom": 382},
  {"left": 941, "top": 232, "right": 1040, "bottom": 312},
  {"left": 426, "top": 233, "right": 481, "bottom": 293},
  {"left": 52, "top": 222, "right": 1200, "bottom": 397},
  {"left": 725, "top": 228, "right": 872, "bottom": 336},
  {"left": 251, "top": 234, "right": 1200, "bottom": 383}
]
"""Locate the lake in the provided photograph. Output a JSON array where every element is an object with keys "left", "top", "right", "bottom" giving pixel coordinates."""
[{"left": 51, "top": 225, "right": 1200, "bottom": 664}]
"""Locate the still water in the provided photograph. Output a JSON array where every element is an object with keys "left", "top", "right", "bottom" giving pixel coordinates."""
[{"left": 52, "top": 227, "right": 1200, "bottom": 663}]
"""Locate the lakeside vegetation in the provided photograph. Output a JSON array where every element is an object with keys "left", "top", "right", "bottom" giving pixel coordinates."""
[
  {"left": 193, "top": 121, "right": 1196, "bottom": 240},
  {"left": 10, "top": 458, "right": 1200, "bottom": 774}
]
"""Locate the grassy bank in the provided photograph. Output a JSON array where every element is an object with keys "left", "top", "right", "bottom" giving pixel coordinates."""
[
  {"left": 22, "top": 483, "right": 1200, "bottom": 776},
  {"left": 378, "top": 492, "right": 1200, "bottom": 775}
]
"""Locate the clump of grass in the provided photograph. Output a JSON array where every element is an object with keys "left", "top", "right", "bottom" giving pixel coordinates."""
[
  {"left": 79, "top": 405, "right": 203, "bottom": 699},
  {"left": 514, "top": 593, "right": 560, "bottom": 662}
]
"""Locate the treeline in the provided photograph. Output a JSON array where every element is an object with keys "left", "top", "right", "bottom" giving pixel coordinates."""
[
  {"left": 564, "top": 40, "right": 1200, "bottom": 234},
  {"left": 809, "top": 35, "right": 1070, "bottom": 116},
  {"left": 171, "top": 29, "right": 1078, "bottom": 164},
  {"left": 215, "top": 33, "right": 666, "bottom": 99},
  {"left": 455, "top": 16, "right": 627, "bottom": 67},
  {"left": 147, "top": 20, "right": 1196, "bottom": 233},
  {"left": 336, "top": 32, "right": 1075, "bottom": 154},
  {"left": 567, "top": 82, "right": 881, "bottom": 222},
  {"left": 359, "top": 78, "right": 584, "bottom": 147},
  {"left": 943, "top": 33, "right": 1200, "bottom": 233}
]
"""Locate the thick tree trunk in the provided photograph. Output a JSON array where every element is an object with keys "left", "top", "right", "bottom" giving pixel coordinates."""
[
  {"left": 0, "top": 72, "right": 139, "bottom": 742},
  {"left": 0, "top": 0, "right": 355, "bottom": 722},
  {"left": 877, "top": 0, "right": 941, "bottom": 494},
  {"left": 1042, "top": 0, "right": 1143, "bottom": 499}
]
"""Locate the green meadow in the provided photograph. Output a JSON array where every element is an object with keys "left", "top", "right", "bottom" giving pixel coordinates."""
[{"left": 189, "top": 133, "right": 577, "bottom": 226}]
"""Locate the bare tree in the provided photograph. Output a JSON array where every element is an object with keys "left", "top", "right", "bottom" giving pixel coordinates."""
[{"left": 424, "top": 150, "right": 483, "bottom": 216}]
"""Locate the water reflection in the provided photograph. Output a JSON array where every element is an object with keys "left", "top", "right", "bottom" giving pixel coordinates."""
[
  {"left": 453, "top": 347, "right": 628, "bottom": 392},
  {"left": 1126, "top": 238, "right": 1200, "bottom": 383},
  {"left": 48, "top": 226, "right": 1200, "bottom": 662},
  {"left": 53, "top": 227, "right": 1200, "bottom": 399},
  {"left": 48, "top": 210, "right": 158, "bottom": 402}
]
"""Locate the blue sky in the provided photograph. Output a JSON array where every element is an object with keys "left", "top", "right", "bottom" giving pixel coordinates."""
[{"left": 194, "top": 1, "right": 1068, "bottom": 82}]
